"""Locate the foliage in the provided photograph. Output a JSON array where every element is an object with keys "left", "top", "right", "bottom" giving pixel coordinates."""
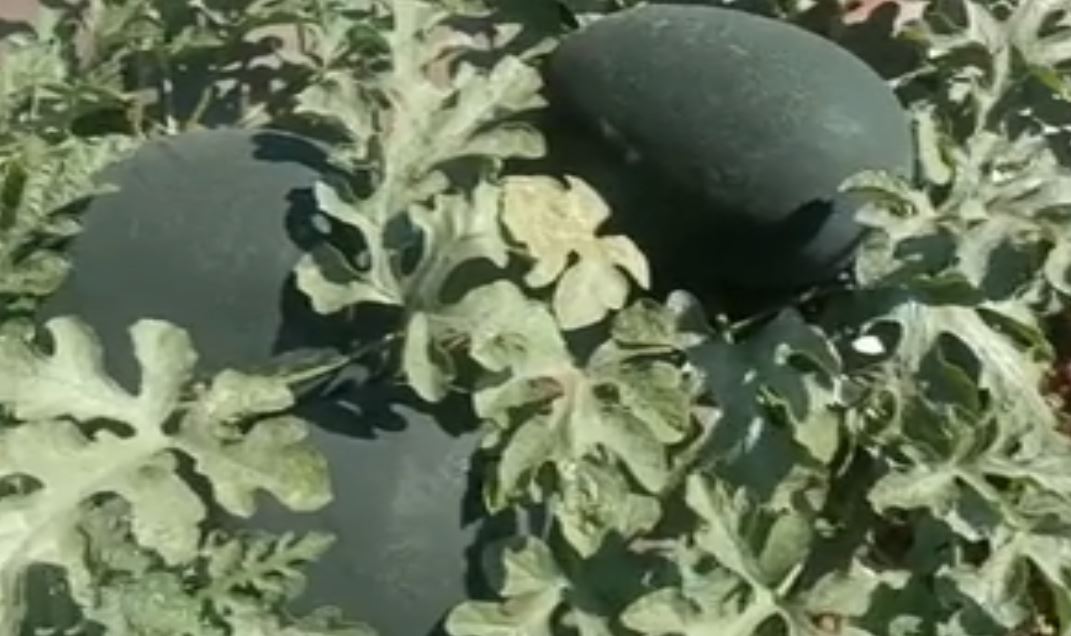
[{"left": 3, "top": 0, "right": 1071, "bottom": 635}]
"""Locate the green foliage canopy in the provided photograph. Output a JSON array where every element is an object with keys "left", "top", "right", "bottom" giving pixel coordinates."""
[{"left": 2, "top": 0, "right": 1071, "bottom": 635}]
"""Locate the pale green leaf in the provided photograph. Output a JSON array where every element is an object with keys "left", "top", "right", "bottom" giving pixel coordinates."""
[
  {"left": 294, "top": 252, "right": 394, "bottom": 314},
  {"left": 556, "top": 459, "right": 661, "bottom": 556},
  {"left": 1009, "top": 0, "right": 1071, "bottom": 68},
  {"left": 619, "top": 588, "right": 693, "bottom": 633},
  {"left": 937, "top": 548, "right": 1031, "bottom": 632},
  {"left": 196, "top": 369, "right": 296, "bottom": 424},
  {"left": 500, "top": 175, "right": 650, "bottom": 329},
  {"left": 448, "top": 280, "right": 570, "bottom": 377},
  {"left": 611, "top": 299, "right": 683, "bottom": 349},
  {"left": 490, "top": 417, "right": 557, "bottom": 511},
  {"left": 0, "top": 318, "right": 334, "bottom": 632},
  {"left": 220, "top": 603, "right": 380, "bottom": 636},
  {"left": 795, "top": 559, "right": 909, "bottom": 621},
  {"left": 0, "top": 136, "right": 140, "bottom": 300},
  {"left": 0, "top": 319, "right": 200, "bottom": 631},
  {"left": 573, "top": 382, "right": 670, "bottom": 493},
  {"left": 601, "top": 358, "right": 694, "bottom": 445},
  {"left": 868, "top": 463, "right": 960, "bottom": 516},
  {"left": 685, "top": 475, "right": 767, "bottom": 586},
  {"left": 405, "top": 180, "right": 512, "bottom": 310},
  {"left": 175, "top": 415, "right": 332, "bottom": 517},
  {"left": 403, "top": 310, "right": 453, "bottom": 402},
  {"left": 326, "top": 8, "right": 547, "bottom": 224},
  {"left": 1044, "top": 239, "right": 1071, "bottom": 296},
  {"left": 202, "top": 530, "right": 337, "bottom": 605},
  {"left": 565, "top": 609, "right": 615, "bottom": 636},
  {"left": 621, "top": 564, "right": 776, "bottom": 636},
  {"left": 840, "top": 170, "right": 936, "bottom": 219},
  {"left": 884, "top": 303, "right": 1055, "bottom": 437},
  {"left": 0, "top": 249, "right": 70, "bottom": 297},
  {"left": 792, "top": 375, "right": 842, "bottom": 464},
  {"left": 295, "top": 182, "right": 401, "bottom": 313},
  {"left": 446, "top": 591, "right": 561, "bottom": 636},
  {"left": 0, "top": 317, "right": 193, "bottom": 430},
  {"left": 449, "top": 539, "right": 566, "bottom": 636},
  {"left": 758, "top": 512, "right": 813, "bottom": 588},
  {"left": 555, "top": 256, "right": 632, "bottom": 331},
  {"left": 294, "top": 71, "right": 376, "bottom": 156},
  {"left": 89, "top": 571, "right": 221, "bottom": 636},
  {"left": 913, "top": 105, "right": 953, "bottom": 187}
]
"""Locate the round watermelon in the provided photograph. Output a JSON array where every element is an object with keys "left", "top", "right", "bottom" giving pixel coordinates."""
[
  {"left": 36, "top": 128, "right": 483, "bottom": 636},
  {"left": 544, "top": 4, "right": 915, "bottom": 291}
]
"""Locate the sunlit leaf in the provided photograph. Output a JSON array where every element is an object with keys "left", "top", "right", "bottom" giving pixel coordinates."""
[{"left": 501, "top": 176, "right": 650, "bottom": 330}]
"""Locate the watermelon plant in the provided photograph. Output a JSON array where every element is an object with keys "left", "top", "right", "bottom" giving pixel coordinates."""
[{"left": 2, "top": 0, "right": 1071, "bottom": 635}]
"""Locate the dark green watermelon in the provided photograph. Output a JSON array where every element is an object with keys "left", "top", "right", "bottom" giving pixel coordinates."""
[
  {"left": 39, "top": 130, "right": 353, "bottom": 382},
  {"left": 36, "top": 129, "right": 486, "bottom": 636},
  {"left": 544, "top": 4, "right": 914, "bottom": 290}
]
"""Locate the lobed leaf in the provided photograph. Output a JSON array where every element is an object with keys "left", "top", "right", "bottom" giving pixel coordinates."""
[
  {"left": 0, "top": 318, "right": 333, "bottom": 630},
  {"left": 501, "top": 175, "right": 651, "bottom": 330}
]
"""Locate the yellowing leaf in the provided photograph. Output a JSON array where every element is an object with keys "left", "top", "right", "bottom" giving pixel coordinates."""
[{"left": 501, "top": 176, "right": 650, "bottom": 330}]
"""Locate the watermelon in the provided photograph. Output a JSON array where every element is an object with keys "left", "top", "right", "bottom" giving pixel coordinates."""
[
  {"left": 37, "top": 128, "right": 483, "bottom": 636},
  {"left": 544, "top": 4, "right": 914, "bottom": 291}
]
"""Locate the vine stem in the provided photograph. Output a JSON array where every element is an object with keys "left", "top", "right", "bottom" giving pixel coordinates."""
[
  {"left": 177, "top": 330, "right": 403, "bottom": 409},
  {"left": 282, "top": 330, "right": 403, "bottom": 386},
  {"left": 958, "top": 466, "right": 1033, "bottom": 530}
]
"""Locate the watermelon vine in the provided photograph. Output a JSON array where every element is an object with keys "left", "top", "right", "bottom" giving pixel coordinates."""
[{"left": 2, "top": 0, "right": 1071, "bottom": 635}]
